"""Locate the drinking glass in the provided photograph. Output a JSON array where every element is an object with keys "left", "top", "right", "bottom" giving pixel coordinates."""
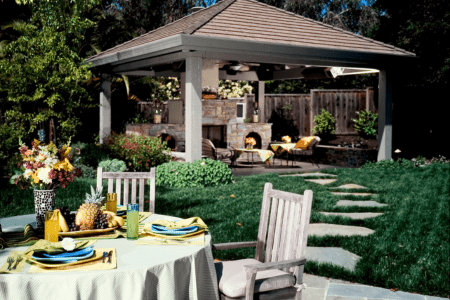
[
  {"left": 45, "top": 210, "right": 59, "bottom": 242},
  {"left": 127, "top": 204, "right": 139, "bottom": 240},
  {"left": 106, "top": 193, "right": 117, "bottom": 214}
]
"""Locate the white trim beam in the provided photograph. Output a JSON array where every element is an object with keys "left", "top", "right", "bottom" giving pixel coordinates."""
[
  {"left": 99, "top": 74, "right": 112, "bottom": 144},
  {"left": 185, "top": 56, "right": 202, "bottom": 162},
  {"left": 116, "top": 70, "right": 181, "bottom": 78},
  {"left": 112, "top": 52, "right": 188, "bottom": 73},
  {"left": 377, "top": 70, "right": 393, "bottom": 161}
]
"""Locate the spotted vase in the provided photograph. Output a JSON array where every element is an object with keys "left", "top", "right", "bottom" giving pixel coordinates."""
[{"left": 33, "top": 189, "right": 56, "bottom": 231}]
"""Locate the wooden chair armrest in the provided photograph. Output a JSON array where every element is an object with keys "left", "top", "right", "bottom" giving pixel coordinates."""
[
  {"left": 243, "top": 257, "right": 306, "bottom": 273},
  {"left": 242, "top": 258, "right": 307, "bottom": 300},
  {"left": 212, "top": 241, "right": 257, "bottom": 251}
]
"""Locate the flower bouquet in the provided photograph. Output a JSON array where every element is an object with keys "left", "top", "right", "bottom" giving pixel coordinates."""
[
  {"left": 11, "top": 139, "right": 82, "bottom": 230},
  {"left": 245, "top": 137, "right": 256, "bottom": 150},
  {"left": 281, "top": 136, "right": 291, "bottom": 143}
]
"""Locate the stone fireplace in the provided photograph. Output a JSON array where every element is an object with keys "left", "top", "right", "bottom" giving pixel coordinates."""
[{"left": 126, "top": 95, "right": 272, "bottom": 151}]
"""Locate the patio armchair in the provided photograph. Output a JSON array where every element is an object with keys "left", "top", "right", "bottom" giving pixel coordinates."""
[
  {"left": 202, "top": 138, "right": 236, "bottom": 167},
  {"left": 290, "top": 136, "right": 321, "bottom": 167},
  {"left": 96, "top": 167, "right": 156, "bottom": 213},
  {"left": 212, "top": 182, "right": 313, "bottom": 300}
]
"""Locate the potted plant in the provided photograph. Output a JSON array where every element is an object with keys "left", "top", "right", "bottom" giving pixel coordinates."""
[
  {"left": 202, "top": 86, "right": 218, "bottom": 99},
  {"left": 311, "top": 108, "right": 336, "bottom": 144}
]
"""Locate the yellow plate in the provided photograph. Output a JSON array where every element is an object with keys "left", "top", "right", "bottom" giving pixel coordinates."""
[
  {"left": 26, "top": 250, "right": 104, "bottom": 268},
  {"left": 144, "top": 229, "right": 205, "bottom": 239},
  {"left": 59, "top": 227, "right": 118, "bottom": 237}
]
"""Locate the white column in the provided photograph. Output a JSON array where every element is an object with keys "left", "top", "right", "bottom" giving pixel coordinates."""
[
  {"left": 377, "top": 70, "right": 393, "bottom": 161},
  {"left": 185, "top": 56, "right": 202, "bottom": 162},
  {"left": 99, "top": 73, "right": 111, "bottom": 144},
  {"left": 257, "top": 81, "right": 265, "bottom": 123}
]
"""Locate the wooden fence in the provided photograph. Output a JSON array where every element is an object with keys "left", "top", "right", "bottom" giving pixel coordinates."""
[{"left": 262, "top": 88, "right": 375, "bottom": 136}]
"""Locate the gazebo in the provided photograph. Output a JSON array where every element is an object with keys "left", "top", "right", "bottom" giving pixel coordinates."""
[{"left": 86, "top": 0, "right": 416, "bottom": 163}]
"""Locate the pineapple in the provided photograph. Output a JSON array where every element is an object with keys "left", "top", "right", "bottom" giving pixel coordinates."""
[{"left": 75, "top": 186, "right": 105, "bottom": 230}]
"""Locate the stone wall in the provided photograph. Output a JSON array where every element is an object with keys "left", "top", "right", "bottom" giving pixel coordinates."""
[
  {"left": 126, "top": 123, "right": 186, "bottom": 151},
  {"left": 312, "top": 145, "right": 377, "bottom": 167}
]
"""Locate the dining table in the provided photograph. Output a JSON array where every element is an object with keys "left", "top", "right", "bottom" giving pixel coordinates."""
[
  {"left": 270, "top": 142, "right": 297, "bottom": 166},
  {"left": 0, "top": 213, "right": 220, "bottom": 300},
  {"left": 234, "top": 148, "right": 274, "bottom": 168}
]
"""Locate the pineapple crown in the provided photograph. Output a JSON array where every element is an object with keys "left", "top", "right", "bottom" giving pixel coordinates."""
[{"left": 85, "top": 185, "right": 105, "bottom": 205}]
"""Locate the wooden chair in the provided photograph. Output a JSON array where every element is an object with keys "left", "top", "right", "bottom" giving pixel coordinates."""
[
  {"left": 213, "top": 182, "right": 313, "bottom": 300},
  {"left": 96, "top": 167, "right": 156, "bottom": 213},
  {"left": 202, "top": 138, "right": 236, "bottom": 167}
]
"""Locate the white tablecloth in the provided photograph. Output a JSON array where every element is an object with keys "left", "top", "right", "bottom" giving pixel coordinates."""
[{"left": 0, "top": 214, "right": 219, "bottom": 300}]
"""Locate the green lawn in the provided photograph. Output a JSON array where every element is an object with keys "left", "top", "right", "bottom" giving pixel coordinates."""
[{"left": 1, "top": 164, "right": 449, "bottom": 298}]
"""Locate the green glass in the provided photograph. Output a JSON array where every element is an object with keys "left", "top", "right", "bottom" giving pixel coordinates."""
[{"left": 127, "top": 204, "right": 140, "bottom": 240}]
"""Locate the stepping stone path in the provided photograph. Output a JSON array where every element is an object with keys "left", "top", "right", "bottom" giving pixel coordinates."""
[
  {"left": 336, "top": 200, "right": 387, "bottom": 207},
  {"left": 304, "top": 247, "right": 361, "bottom": 272},
  {"left": 280, "top": 172, "right": 337, "bottom": 177},
  {"left": 319, "top": 212, "right": 384, "bottom": 219},
  {"left": 309, "top": 223, "right": 375, "bottom": 237},
  {"left": 303, "top": 177, "right": 388, "bottom": 272},
  {"left": 334, "top": 183, "right": 367, "bottom": 189},
  {"left": 305, "top": 179, "right": 337, "bottom": 185},
  {"left": 331, "top": 192, "right": 377, "bottom": 196}
]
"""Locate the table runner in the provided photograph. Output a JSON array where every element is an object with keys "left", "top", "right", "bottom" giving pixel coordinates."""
[{"left": 234, "top": 149, "right": 274, "bottom": 164}]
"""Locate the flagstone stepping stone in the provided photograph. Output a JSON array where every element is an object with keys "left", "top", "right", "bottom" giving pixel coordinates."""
[
  {"left": 319, "top": 212, "right": 384, "bottom": 220},
  {"left": 305, "top": 179, "right": 337, "bottom": 185},
  {"left": 331, "top": 192, "right": 377, "bottom": 196},
  {"left": 305, "top": 247, "right": 361, "bottom": 272},
  {"left": 308, "top": 223, "right": 375, "bottom": 237},
  {"left": 280, "top": 172, "right": 337, "bottom": 177},
  {"left": 336, "top": 200, "right": 388, "bottom": 207},
  {"left": 334, "top": 184, "right": 367, "bottom": 189}
]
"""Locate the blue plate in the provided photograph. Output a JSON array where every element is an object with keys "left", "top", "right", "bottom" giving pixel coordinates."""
[
  {"left": 33, "top": 247, "right": 94, "bottom": 263},
  {"left": 150, "top": 225, "right": 198, "bottom": 235},
  {"left": 41, "top": 246, "right": 93, "bottom": 258}
]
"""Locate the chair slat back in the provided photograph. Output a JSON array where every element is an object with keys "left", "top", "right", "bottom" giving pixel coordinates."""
[
  {"left": 97, "top": 167, "right": 156, "bottom": 213},
  {"left": 255, "top": 183, "right": 313, "bottom": 264}
]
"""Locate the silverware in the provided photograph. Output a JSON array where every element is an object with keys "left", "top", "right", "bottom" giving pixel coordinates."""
[
  {"left": 12, "top": 255, "right": 22, "bottom": 270},
  {"left": 107, "top": 250, "right": 113, "bottom": 264},
  {"left": 6, "top": 257, "right": 14, "bottom": 271},
  {"left": 102, "top": 251, "right": 108, "bottom": 263}
]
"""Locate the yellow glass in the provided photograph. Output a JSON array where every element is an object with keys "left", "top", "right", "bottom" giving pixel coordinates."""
[
  {"left": 127, "top": 204, "right": 140, "bottom": 240},
  {"left": 45, "top": 210, "right": 59, "bottom": 242},
  {"left": 106, "top": 193, "right": 117, "bottom": 214}
]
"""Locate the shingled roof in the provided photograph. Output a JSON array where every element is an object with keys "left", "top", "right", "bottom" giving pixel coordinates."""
[{"left": 86, "top": 0, "right": 414, "bottom": 64}]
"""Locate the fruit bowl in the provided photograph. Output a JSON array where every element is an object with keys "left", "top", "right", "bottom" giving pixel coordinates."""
[{"left": 59, "top": 227, "right": 118, "bottom": 237}]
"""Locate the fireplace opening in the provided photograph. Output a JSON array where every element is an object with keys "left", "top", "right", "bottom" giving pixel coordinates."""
[
  {"left": 245, "top": 132, "right": 262, "bottom": 149},
  {"left": 159, "top": 134, "right": 176, "bottom": 150}
]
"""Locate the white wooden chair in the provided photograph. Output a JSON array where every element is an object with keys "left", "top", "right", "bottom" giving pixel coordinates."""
[
  {"left": 213, "top": 182, "right": 313, "bottom": 300},
  {"left": 96, "top": 167, "right": 156, "bottom": 213}
]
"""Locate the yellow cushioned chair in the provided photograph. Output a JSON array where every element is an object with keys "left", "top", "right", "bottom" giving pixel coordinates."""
[{"left": 294, "top": 136, "right": 316, "bottom": 149}]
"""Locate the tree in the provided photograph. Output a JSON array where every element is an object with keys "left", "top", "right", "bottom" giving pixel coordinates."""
[{"left": 0, "top": 0, "right": 100, "bottom": 143}]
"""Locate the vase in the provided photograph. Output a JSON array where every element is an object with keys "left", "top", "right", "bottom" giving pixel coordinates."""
[
  {"left": 154, "top": 114, "right": 162, "bottom": 124},
  {"left": 33, "top": 189, "right": 56, "bottom": 231},
  {"left": 246, "top": 144, "right": 253, "bottom": 150}
]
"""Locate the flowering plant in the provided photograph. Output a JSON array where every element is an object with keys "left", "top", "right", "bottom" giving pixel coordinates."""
[
  {"left": 245, "top": 137, "right": 256, "bottom": 146},
  {"left": 202, "top": 86, "right": 218, "bottom": 94},
  {"left": 282, "top": 136, "right": 291, "bottom": 143},
  {"left": 12, "top": 139, "right": 82, "bottom": 190},
  {"left": 218, "top": 80, "right": 253, "bottom": 98}
]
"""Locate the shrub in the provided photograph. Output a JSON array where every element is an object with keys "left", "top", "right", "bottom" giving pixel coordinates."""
[
  {"left": 70, "top": 142, "right": 110, "bottom": 167},
  {"left": 156, "top": 159, "right": 234, "bottom": 188},
  {"left": 312, "top": 108, "right": 335, "bottom": 136},
  {"left": 352, "top": 110, "right": 378, "bottom": 138},
  {"left": 73, "top": 162, "right": 96, "bottom": 178},
  {"left": 99, "top": 159, "right": 127, "bottom": 172},
  {"left": 0, "top": 122, "right": 24, "bottom": 175},
  {"left": 105, "top": 133, "right": 171, "bottom": 171}
]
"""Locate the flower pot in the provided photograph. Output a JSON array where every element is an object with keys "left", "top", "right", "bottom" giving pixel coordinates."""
[
  {"left": 154, "top": 114, "right": 162, "bottom": 124},
  {"left": 34, "top": 189, "right": 56, "bottom": 231}
]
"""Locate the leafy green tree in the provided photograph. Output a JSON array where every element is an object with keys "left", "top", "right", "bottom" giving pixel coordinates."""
[{"left": 0, "top": 0, "right": 100, "bottom": 143}]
